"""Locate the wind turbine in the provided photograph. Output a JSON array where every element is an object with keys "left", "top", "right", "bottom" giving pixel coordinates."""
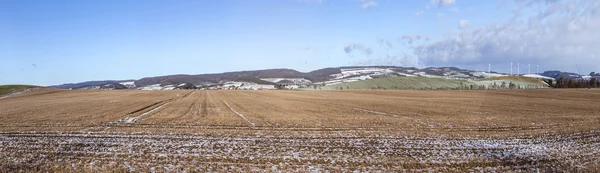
[{"left": 517, "top": 63, "right": 520, "bottom": 76}]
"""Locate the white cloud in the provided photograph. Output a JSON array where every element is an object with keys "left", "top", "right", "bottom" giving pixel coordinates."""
[
  {"left": 449, "top": 7, "right": 459, "bottom": 12},
  {"left": 297, "top": 46, "right": 317, "bottom": 51},
  {"left": 360, "top": 0, "right": 377, "bottom": 9},
  {"left": 400, "top": 34, "right": 428, "bottom": 45},
  {"left": 413, "top": 0, "right": 600, "bottom": 72},
  {"left": 431, "top": 0, "right": 456, "bottom": 7},
  {"left": 414, "top": 10, "right": 425, "bottom": 16},
  {"left": 344, "top": 43, "right": 373, "bottom": 56},
  {"left": 436, "top": 13, "right": 446, "bottom": 18},
  {"left": 377, "top": 39, "right": 393, "bottom": 48},
  {"left": 459, "top": 20, "right": 470, "bottom": 28},
  {"left": 400, "top": 34, "right": 415, "bottom": 44}
]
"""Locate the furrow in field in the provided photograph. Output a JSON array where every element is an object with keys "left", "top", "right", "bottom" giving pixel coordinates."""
[
  {"left": 223, "top": 101, "right": 255, "bottom": 127},
  {"left": 140, "top": 91, "right": 198, "bottom": 124},
  {"left": 0, "top": 90, "right": 182, "bottom": 130},
  {"left": 256, "top": 91, "right": 473, "bottom": 129},
  {"left": 116, "top": 91, "right": 193, "bottom": 124},
  {"left": 151, "top": 90, "right": 249, "bottom": 127},
  {"left": 1, "top": 131, "right": 598, "bottom": 172},
  {"left": 213, "top": 91, "right": 421, "bottom": 129}
]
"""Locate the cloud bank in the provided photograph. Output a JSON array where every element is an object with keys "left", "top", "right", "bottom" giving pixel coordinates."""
[
  {"left": 459, "top": 20, "right": 470, "bottom": 28},
  {"left": 344, "top": 43, "right": 373, "bottom": 56},
  {"left": 413, "top": 0, "right": 600, "bottom": 72},
  {"left": 431, "top": 0, "right": 456, "bottom": 7},
  {"left": 360, "top": 0, "right": 377, "bottom": 9}
]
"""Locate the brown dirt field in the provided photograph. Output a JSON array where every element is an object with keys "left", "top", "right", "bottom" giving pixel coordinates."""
[
  {"left": 0, "top": 89, "right": 598, "bottom": 172},
  {"left": 0, "top": 89, "right": 188, "bottom": 130}
]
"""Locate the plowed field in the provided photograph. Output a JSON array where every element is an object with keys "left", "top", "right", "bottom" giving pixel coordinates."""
[{"left": 0, "top": 89, "right": 598, "bottom": 172}]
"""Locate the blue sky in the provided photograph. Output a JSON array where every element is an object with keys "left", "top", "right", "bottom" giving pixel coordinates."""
[{"left": 1, "top": 0, "right": 597, "bottom": 85}]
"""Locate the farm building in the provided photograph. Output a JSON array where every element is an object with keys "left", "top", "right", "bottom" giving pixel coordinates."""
[{"left": 276, "top": 80, "right": 300, "bottom": 89}]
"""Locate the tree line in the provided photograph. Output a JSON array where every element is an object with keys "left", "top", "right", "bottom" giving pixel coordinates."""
[{"left": 544, "top": 77, "right": 599, "bottom": 88}]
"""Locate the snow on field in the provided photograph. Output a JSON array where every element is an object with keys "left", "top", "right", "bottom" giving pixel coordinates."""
[
  {"left": 316, "top": 75, "right": 373, "bottom": 86},
  {"left": 331, "top": 68, "right": 395, "bottom": 80},
  {"left": 443, "top": 71, "right": 471, "bottom": 78},
  {"left": 396, "top": 72, "right": 416, "bottom": 77},
  {"left": 223, "top": 101, "right": 255, "bottom": 126},
  {"left": 239, "top": 84, "right": 276, "bottom": 90},
  {"left": 162, "top": 85, "right": 175, "bottom": 90},
  {"left": 414, "top": 72, "right": 444, "bottom": 78},
  {"left": 119, "top": 81, "right": 136, "bottom": 88},
  {"left": 472, "top": 72, "right": 508, "bottom": 78},
  {"left": 316, "top": 67, "right": 402, "bottom": 86},
  {"left": 222, "top": 82, "right": 248, "bottom": 88},
  {"left": 125, "top": 103, "right": 168, "bottom": 124},
  {"left": 139, "top": 84, "right": 163, "bottom": 90},
  {"left": 0, "top": 130, "right": 597, "bottom": 172},
  {"left": 260, "top": 78, "right": 312, "bottom": 85},
  {"left": 138, "top": 84, "right": 176, "bottom": 90},
  {"left": 523, "top": 74, "right": 555, "bottom": 80}
]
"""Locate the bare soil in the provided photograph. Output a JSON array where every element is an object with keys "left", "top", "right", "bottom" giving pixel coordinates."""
[{"left": 0, "top": 89, "right": 598, "bottom": 172}]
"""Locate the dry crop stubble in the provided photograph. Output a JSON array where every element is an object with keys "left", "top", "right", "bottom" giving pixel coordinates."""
[
  {"left": 0, "top": 89, "right": 186, "bottom": 131},
  {"left": 262, "top": 90, "right": 600, "bottom": 137},
  {"left": 216, "top": 90, "right": 420, "bottom": 129},
  {"left": 0, "top": 89, "right": 599, "bottom": 172}
]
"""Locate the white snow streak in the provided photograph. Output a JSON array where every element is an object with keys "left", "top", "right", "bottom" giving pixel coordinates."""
[
  {"left": 124, "top": 103, "right": 169, "bottom": 124},
  {"left": 223, "top": 101, "right": 255, "bottom": 127}
]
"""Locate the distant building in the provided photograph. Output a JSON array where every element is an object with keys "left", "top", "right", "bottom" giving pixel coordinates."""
[{"left": 276, "top": 80, "right": 298, "bottom": 89}]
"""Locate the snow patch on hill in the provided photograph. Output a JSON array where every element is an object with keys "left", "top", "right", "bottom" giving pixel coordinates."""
[
  {"left": 119, "top": 81, "right": 136, "bottom": 88},
  {"left": 522, "top": 74, "right": 554, "bottom": 80},
  {"left": 332, "top": 68, "right": 395, "bottom": 80},
  {"left": 472, "top": 72, "right": 507, "bottom": 78},
  {"left": 316, "top": 67, "right": 509, "bottom": 86},
  {"left": 260, "top": 78, "right": 312, "bottom": 85},
  {"left": 139, "top": 84, "right": 175, "bottom": 90}
]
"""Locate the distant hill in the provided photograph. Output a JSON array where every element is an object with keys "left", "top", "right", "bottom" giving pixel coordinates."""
[
  {"left": 314, "top": 75, "right": 548, "bottom": 91},
  {"left": 235, "top": 76, "right": 277, "bottom": 85},
  {"left": 0, "top": 85, "right": 41, "bottom": 97},
  {"left": 46, "top": 66, "right": 582, "bottom": 90},
  {"left": 316, "top": 76, "right": 471, "bottom": 90},
  {"left": 136, "top": 69, "right": 314, "bottom": 87},
  {"left": 540, "top": 70, "right": 582, "bottom": 79},
  {"left": 45, "top": 66, "right": 499, "bottom": 90},
  {"left": 49, "top": 80, "right": 134, "bottom": 89}
]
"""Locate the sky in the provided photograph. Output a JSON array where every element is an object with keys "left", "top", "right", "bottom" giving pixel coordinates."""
[{"left": 1, "top": 0, "right": 599, "bottom": 86}]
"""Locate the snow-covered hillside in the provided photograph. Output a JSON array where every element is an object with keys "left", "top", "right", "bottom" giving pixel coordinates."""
[
  {"left": 119, "top": 81, "right": 136, "bottom": 88},
  {"left": 522, "top": 74, "right": 555, "bottom": 80},
  {"left": 139, "top": 84, "right": 175, "bottom": 90},
  {"left": 52, "top": 66, "right": 524, "bottom": 90},
  {"left": 315, "top": 67, "right": 508, "bottom": 86},
  {"left": 260, "top": 78, "right": 312, "bottom": 85}
]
